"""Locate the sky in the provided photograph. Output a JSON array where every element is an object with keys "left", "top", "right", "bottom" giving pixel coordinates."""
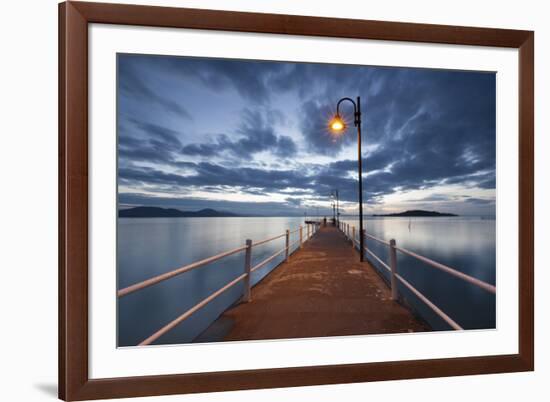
[{"left": 117, "top": 53, "right": 496, "bottom": 217}]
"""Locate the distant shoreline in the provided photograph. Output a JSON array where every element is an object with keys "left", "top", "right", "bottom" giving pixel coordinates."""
[
  {"left": 118, "top": 206, "right": 471, "bottom": 219},
  {"left": 371, "top": 210, "right": 458, "bottom": 217}
]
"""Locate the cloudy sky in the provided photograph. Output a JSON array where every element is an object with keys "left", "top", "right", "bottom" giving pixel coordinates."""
[{"left": 117, "top": 53, "right": 496, "bottom": 216}]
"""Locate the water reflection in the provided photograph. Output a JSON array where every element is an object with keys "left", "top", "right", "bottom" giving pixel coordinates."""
[
  {"left": 118, "top": 216, "right": 496, "bottom": 346},
  {"left": 342, "top": 216, "right": 496, "bottom": 330},
  {"left": 118, "top": 217, "right": 306, "bottom": 346}
]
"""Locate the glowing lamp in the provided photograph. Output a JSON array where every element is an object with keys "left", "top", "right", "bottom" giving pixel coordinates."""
[{"left": 329, "top": 115, "right": 346, "bottom": 132}]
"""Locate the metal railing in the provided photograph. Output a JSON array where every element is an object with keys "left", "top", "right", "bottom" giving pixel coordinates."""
[
  {"left": 118, "top": 222, "right": 320, "bottom": 346},
  {"left": 337, "top": 221, "right": 496, "bottom": 331}
]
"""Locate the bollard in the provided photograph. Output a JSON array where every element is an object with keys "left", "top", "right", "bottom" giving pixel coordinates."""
[
  {"left": 285, "top": 229, "right": 290, "bottom": 262},
  {"left": 243, "top": 239, "right": 252, "bottom": 302},
  {"left": 352, "top": 226, "right": 356, "bottom": 247},
  {"left": 389, "top": 239, "right": 398, "bottom": 301},
  {"left": 299, "top": 225, "right": 303, "bottom": 248}
]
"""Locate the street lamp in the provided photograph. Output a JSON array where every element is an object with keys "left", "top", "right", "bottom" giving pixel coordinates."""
[
  {"left": 331, "top": 189, "right": 340, "bottom": 226},
  {"left": 329, "top": 96, "right": 365, "bottom": 262}
]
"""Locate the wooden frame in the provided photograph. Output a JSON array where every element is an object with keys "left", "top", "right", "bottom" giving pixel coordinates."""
[{"left": 59, "top": 1, "right": 534, "bottom": 400}]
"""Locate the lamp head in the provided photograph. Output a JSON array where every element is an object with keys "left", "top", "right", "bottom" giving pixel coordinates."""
[{"left": 329, "top": 114, "right": 346, "bottom": 132}]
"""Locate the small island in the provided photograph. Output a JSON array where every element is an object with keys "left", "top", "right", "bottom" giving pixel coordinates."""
[
  {"left": 119, "top": 206, "right": 239, "bottom": 218},
  {"left": 372, "top": 209, "right": 458, "bottom": 217}
]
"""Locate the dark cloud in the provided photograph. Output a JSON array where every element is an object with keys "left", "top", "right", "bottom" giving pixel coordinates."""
[
  {"left": 118, "top": 54, "right": 496, "bottom": 215},
  {"left": 141, "top": 55, "right": 286, "bottom": 104},
  {"left": 180, "top": 108, "right": 297, "bottom": 159},
  {"left": 118, "top": 119, "right": 183, "bottom": 163},
  {"left": 118, "top": 57, "right": 192, "bottom": 119},
  {"left": 119, "top": 162, "right": 311, "bottom": 191}
]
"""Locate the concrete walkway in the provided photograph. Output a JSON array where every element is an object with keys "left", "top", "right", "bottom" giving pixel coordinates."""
[{"left": 198, "top": 225, "right": 428, "bottom": 342}]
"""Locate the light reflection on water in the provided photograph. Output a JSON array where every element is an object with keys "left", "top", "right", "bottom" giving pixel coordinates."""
[
  {"left": 341, "top": 216, "right": 496, "bottom": 330},
  {"left": 117, "top": 216, "right": 496, "bottom": 346},
  {"left": 118, "top": 217, "right": 306, "bottom": 346}
]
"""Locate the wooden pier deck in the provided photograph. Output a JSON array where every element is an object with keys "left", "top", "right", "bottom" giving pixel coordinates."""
[{"left": 197, "top": 225, "right": 429, "bottom": 342}]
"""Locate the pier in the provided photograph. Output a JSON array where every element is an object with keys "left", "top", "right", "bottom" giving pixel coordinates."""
[
  {"left": 118, "top": 220, "right": 496, "bottom": 346},
  {"left": 207, "top": 225, "right": 428, "bottom": 342}
]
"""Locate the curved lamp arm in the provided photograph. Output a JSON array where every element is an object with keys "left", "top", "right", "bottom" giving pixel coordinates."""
[{"left": 336, "top": 97, "right": 361, "bottom": 127}]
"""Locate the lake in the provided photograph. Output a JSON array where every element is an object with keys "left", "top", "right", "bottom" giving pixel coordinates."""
[
  {"left": 117, "top": 216, "right": 496, "bottom": 346},
  {"left": 341, "top": 216, "right": 496, "bottom": 331}
]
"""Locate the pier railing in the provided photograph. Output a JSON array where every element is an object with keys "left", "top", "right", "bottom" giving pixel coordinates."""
[
  {"left": 118, "top": 222, "right": 320, "bottom": 346},
  {"left": 337, "top": 221, "right": 496, "bottom": 330}
]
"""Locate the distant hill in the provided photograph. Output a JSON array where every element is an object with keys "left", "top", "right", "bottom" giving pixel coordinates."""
[
  {"left": 372, "top": 210, "right": 458, "bottom": 217},
  {"left": 119, "top": 206, "right": 239, "bottom": 218}
]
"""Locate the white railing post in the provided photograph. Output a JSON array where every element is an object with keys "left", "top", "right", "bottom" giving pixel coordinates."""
[
  {"left": 299, "top": 225, "right": 303, "bottom": 248},
  {"left": 243, "top": 239, "right": 252, "bottom": 302},
  {"left": 360, "top": 229, "right": 365, "bottom": 261},
  {"left": 352, "top": 226, "right": 356, "bottom": 247},
  {"left": 285, "top": 229, "right": 290, "bottom": 262},
  {"left": 389, "top": 239, "right": 398, "bottom": 301},
  {"left": 307, "top": 223, "right": 310, "bottom": 239}
]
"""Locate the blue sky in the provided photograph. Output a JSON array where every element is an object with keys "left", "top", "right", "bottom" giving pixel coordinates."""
[{"left": 117, "top": 53, "right": 496, "bottom": 216}]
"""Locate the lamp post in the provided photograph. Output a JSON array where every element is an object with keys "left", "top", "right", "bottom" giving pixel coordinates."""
[
  {"left": 329, "top": 96, "right": 365, "bottom": 262},
  {"left": 331, "top": 189, "right": 340, "bottom": 227},
  {"left": 334, "top": 189, "right": 340, "bottom": 226}
]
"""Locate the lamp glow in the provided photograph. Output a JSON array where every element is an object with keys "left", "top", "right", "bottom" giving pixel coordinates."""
[{"left": 329, "top": 116, "right": 345, "bottom": 132}]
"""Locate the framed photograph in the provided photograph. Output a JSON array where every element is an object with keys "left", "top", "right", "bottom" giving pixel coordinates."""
[{"left": 59, "top": 1, "right": 534, "bottom": 400}]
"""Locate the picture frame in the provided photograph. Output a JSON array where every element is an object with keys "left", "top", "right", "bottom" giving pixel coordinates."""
[{"left": 59, "top": 1, "right": 534, "bottom": 400}]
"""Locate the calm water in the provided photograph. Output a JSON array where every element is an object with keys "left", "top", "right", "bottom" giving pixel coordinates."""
[
  {"left": 118, "top": 217, "right": 306, "bottom": 346},
  {"left": 341, "top": 216, "right": 496, "bottom": 331},
  {"left": 118, "top": 216, "right": 496, "bottom": 346}
]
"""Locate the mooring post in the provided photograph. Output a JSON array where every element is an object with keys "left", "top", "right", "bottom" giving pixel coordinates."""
[
  {"left": 352, "top": 226, "right": 356, "bottom": 247},
  {"left": 284, "top": 229, "right": 290, "bottom": 262},
  {"left": 299, "top": 225, "right": 303, "bottom": 248},
  {"left": 243, "top": 239, "right": 252, "bottom": 302},
  {"left": 389, "top": 239, "right": 398, "bottom": 301}
]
